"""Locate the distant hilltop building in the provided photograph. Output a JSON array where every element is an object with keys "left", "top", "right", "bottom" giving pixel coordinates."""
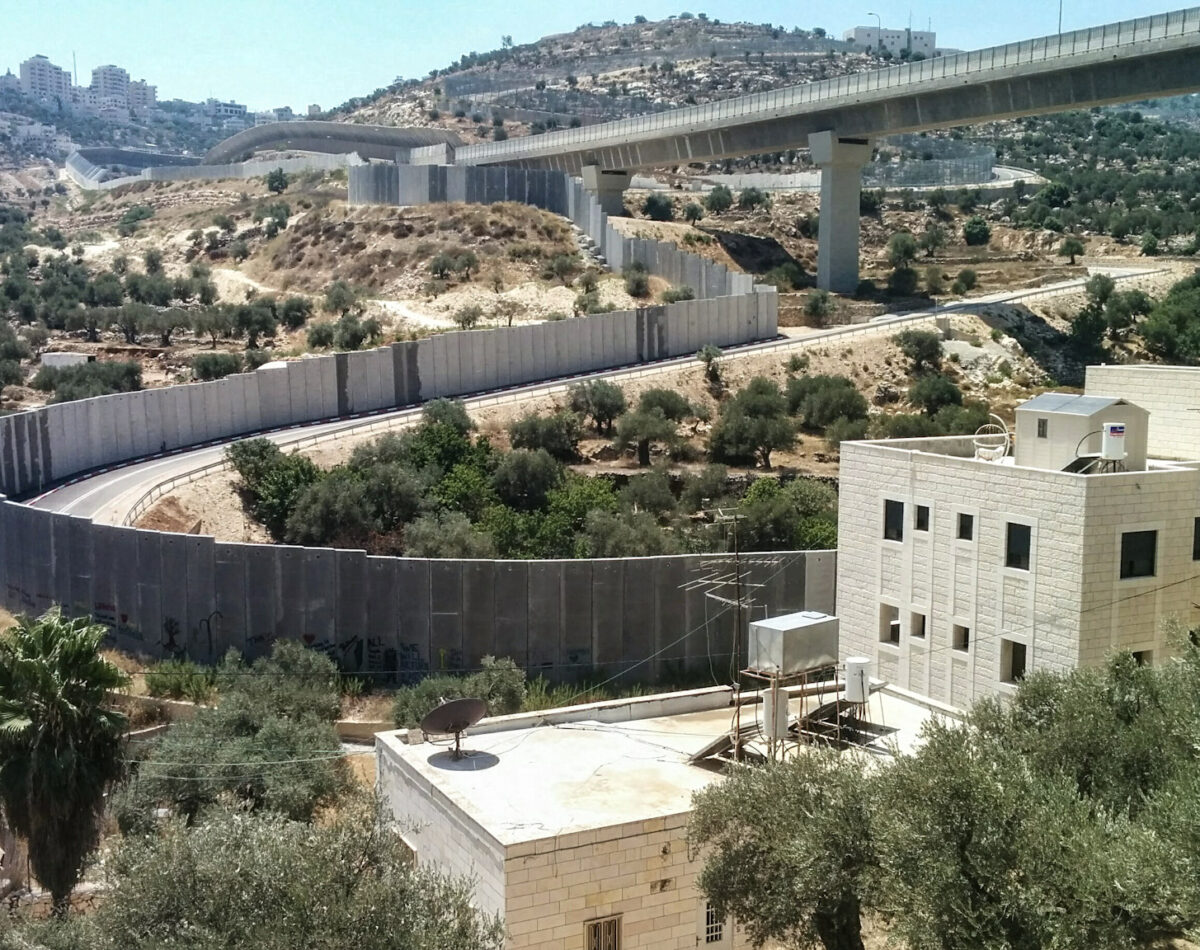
[
  {"left": 843, "top": 25, "right": 936, "bottom": 57},
  {"left": 18, "top": 55, "right": 71, "bottom": 100},
  {"left": 307, "top": 104, "right": 321, "bottom": 117},
  {"left": 15, "top": 55, "right": 155, "bottom": 113},
  {"left": 90, "top": 65, "right": 129, "bottom": 101},
  {"left": 205, "top": 99, "right": 247, "bottom": 120}
]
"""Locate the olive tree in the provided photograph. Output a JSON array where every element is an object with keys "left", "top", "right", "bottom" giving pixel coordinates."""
[{"left": 690, "top": 751, "right": 874, "bottom": 950}]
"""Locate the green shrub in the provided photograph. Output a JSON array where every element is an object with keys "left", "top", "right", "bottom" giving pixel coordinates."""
[
  {"left": 786, "top": 375, "right": 868, "bottom": 429},
  {"left": 763, "top": 262, "right": 807, "bottom": 292},
  {"left": 737, "top": 187, "right": 770, "bottom": 211},
  {"left": 226, "top": 439, "right": 322, "bottom": 540},
  {"left": 963, "top": 215, "right": 992, "bottom": 246},
  {"left": 825, "top": 416, "right": 870, "bottom": 447},
  {"left": 661, "top": 286, "right": 695, "bottom": 303},
  {"left": 31, "top": 360, "right": 142, "bottom": 403},
  {"left": 508, "top": 410, "right": 581, "bottom": 461},
  {"left": 307, "top": 322, "right": 336, "bottom": 348},
  {"left": 908, "top": 374, "right": 964, "bottom": 415},
  {"left": 191, "top": 351, "right": 242, "bottom": 381},
  {"left": 145, "top": 659, "right": 216, "bottom": 704},
  {"left": 642, "top": 193, "right": 674, "bottom": 221},
  {"left": 392, "top": 655, "right": 527, "bottom": 727},
  {"left": 216, "top": 640, "right": 343, "bottom": 721},
  {"left": 704, "top": 184, "right": 733, "bottom": 214}
]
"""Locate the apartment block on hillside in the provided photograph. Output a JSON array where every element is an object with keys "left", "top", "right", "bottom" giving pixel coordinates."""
[
  {"left": 837, "top": 377, "right": 1200, "bottom": 709},
  {"left": 18, "top": 55, "right": 70, "bottom": 100}
]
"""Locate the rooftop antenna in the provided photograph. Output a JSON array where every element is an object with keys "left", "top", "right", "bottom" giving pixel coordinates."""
[
  {"left": 72, "top": 52, "right": 77, "bottom": 88},
  {"left": 683, "top": 505, "right": 784, "bottom": 761},
  {"left": 419, "top": 697, "right": 487, "bottom": 760}
]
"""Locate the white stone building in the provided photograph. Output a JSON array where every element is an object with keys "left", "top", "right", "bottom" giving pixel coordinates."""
[
  {"left": 90, "top": 65, "right": 129, "bottom": 101},
  {"left": 843, "top": 26, "right": 936, "bottom": 57},
  {"left": 837, "top": 377, "right": 1200, "bottom": 709},
  {"left": 127, "top": 79, "right": 157, "bottom": 111},
  {"left": 18, "top": 55, "right": 70, "bottom": 100},
  {"left": 378, "top": 684, "right": 947, "bottom": 950}
]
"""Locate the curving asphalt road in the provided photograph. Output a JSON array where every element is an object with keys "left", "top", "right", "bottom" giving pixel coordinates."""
[{"left": 31, "top": 266, "right": 1161, "bottom": 527}]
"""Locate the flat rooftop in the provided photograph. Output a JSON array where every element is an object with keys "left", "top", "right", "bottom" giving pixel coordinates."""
[
  {"left": 376, "top": 684, "right": 955, "bottom": 845},
  {"left": 852, "top": 435, "right": 1200, "bottom": 474}
]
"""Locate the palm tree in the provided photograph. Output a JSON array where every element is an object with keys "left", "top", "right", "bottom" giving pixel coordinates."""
[{"left": 0, "top": 608, "right": 128, "bottom": 916}]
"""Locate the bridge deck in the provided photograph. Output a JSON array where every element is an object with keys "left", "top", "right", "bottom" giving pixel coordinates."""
[{"left": 453, "top": 7, "right": 1200, "bottom": 171}]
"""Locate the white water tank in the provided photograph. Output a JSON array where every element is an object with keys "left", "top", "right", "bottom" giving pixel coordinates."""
[
  {"left": 845, "top": 657, "right": 871, "bottom": 705},
  {"left": 1101, "top": 421, "right": 1127, "bottom": 461},
  {"left": 762, "top": 689, "right": 789, "bottom": 740}
]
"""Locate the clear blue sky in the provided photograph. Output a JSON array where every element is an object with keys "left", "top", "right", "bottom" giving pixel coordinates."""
[{"left": 0, "top": 0, "right": 1183, "bottom": 111}]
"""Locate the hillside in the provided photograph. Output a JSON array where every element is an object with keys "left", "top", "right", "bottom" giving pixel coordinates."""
[{"left": 334, "top": 15, "right": 886, "bottom": 157}]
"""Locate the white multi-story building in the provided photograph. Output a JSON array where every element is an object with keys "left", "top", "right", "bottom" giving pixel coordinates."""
[
  {"left": 127, "top": 79, "right": 157, "bottom": 111},
  {"left": 843, "top": 26, "right": 936, "bottom": 57},
  {"left": 205, "top": 98, "right": 247, "bottom": 120},
  {"left": 19, "top": 55, "right": 71, "bottom": 100},
  {"left": 837, "top": 370, "right": 1200, "bottom": 709},
  {"left": 90, "top": 64, "right": 129, "bottom": 101}
]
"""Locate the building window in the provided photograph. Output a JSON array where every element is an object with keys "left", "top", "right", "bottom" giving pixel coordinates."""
[
  {"left": 1036, "top": 418, "right": 1048, "bottom": 438},
  {"left": 910, "top": 612, "right": 926, "bottom": 639},
  {"left": 957, "top": 513, "right": 974, "bottom": 541},
  {"left": 705, "top": 903, "right": 724, "bottom": 944},
  {"left": 915, "top": 505, "right": 929, "bottom": 531},
  {"left": 1005, "top": 523, "right": 1031, "bottom": 570},
  {"left": 952, "top": 624, "right": 970, "bottom": 651},
  {"left": 1120, "top": 530, "right": 1157, "bottom": 579},
  {"left": 1001, "top": 639, "right": 1027, "bottom": 683},
  {"left": 884, "top": 500, "right": 904, "bottom": 541},
  {"left": 1193, "top": 518, "right": 1200, "bottom": 561},
  {"left": 586, "top": 915, "right": 621, "bottom": 950},
  {"left": 879, "top": 604, "right": 900, "bottom": 645},
  {"left": 1132, "top": 650, "right": 1153, "bottom": 666}
]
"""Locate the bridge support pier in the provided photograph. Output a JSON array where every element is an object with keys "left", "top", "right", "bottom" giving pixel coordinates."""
[
  {"left": 582, "top": 165, "right": 632, "bottom": 216},
  {"left": 810, "top": 131, "right": 873, "bottom": 294}
]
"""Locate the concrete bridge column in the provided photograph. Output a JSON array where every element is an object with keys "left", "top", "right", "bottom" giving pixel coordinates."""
[
  {"left": 581, "top": 165, "right": 632, "bottom": 216},
  {"left": 810, "top": 131, "right": 873, "bottom": 294}
]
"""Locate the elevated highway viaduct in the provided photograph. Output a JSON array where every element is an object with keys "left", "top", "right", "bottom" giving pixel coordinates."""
[
  {"left": 184, "top": 8, "right": 1200, "bottom": 294},
  {"left": 441, "top": 7, "right": 1200, "bottom": 292}
]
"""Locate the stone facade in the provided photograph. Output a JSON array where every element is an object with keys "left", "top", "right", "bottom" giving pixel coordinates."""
[
  {"left": 1086, "top": 365, "right": 1200, "bottom": 462},
  {"left": 503, "top": 815, "right": 733, "bottom": 949},
  {"left": 837, "top": 436, "right": 1200, "bottom": 708}
]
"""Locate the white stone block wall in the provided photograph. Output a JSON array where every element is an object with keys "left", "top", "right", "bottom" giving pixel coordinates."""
[
  {"left": 839, "top": 439, "right": 1096, "bottom": 707},
  {"left": 1079, "top": 470, "right": 1200, "bottom": 662},
  {"left": 840, "top": 437, "right": 1200, "bottom": 707},
  {"left": 1086, "top": 365, "right": 1200, "bottom": 461},
  {"left": 377, "top": 744, "right": 507, "bottom": 919},
  {"left": 503, "top": 814, "right": 740, "bottom": 950}
]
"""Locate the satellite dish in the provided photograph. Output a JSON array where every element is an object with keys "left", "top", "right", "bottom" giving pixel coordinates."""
[
  {"left": 973, "top": 413, "right": 1010, "bottom": 461},
  {"left": 420, "top": 698, "right": 487, "bottom": 760}
]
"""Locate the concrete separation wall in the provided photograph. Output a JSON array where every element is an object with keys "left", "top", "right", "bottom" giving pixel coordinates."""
[
  {"left": 66, "top": 149, "right": 364, "bottom": 191},
  {"left": 0, "top": 277, "right": 773, "bottom": 499},
  {"left": 0, "top": 495, "right": 832, "bottom": 679},
  {"left": 348, "top": 163, "right": 767, "bottom": 303},
  {"left": 15, "top": 157, "right": 785, "bottom": 682}
]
